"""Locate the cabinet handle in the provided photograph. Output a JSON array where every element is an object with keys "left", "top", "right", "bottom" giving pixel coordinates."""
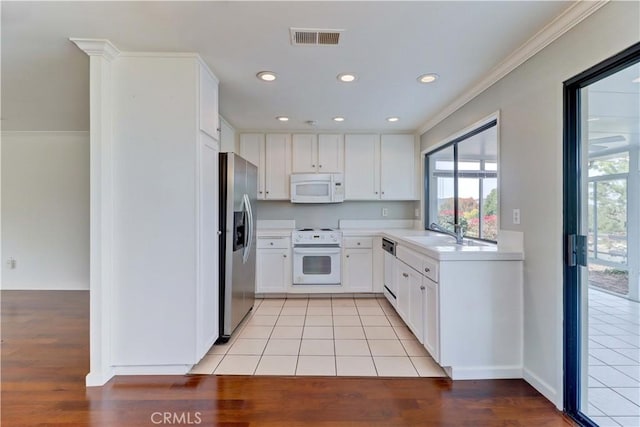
[
  {"left": 346, "top": 255, "right": 350, "bottom": 258},
  {"left": 382, "top": 191, "right": 385, "bottom": 195},
  {"left": 402, "top": 273, "right": 409, "bottom": 278},
  {"left": 424, "top": 267, "right": 430, "bottom": 273},
  {"left": 259, "top": 191, "right": 263, "bottom": 194},
  {"left": 319, "top": 164, "right": 322, "bottom": 168},
  {"left": 270, "top": 242, "right": 274, "bottom": 246},
  {"left": 420, "top": 285, "right": 425, "bottom": 290},
  {"left": 283, "top": 254, "right": 287, "bottom": 258},
  {"left": 375, "top": 191, "right": 379, "bottom": 195},
  {"left": 312, "top": 164, "right": 315, "bottom": 167},
  {"left": 357, "top": 242, "right": 361, "bottom": 245},
  {"left": 266, "top": 191, "right": 270, "bottom": 194}
]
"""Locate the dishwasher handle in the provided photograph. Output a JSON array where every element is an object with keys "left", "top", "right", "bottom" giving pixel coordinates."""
[{"left": 382, "top": 238, "right": 396, "bottom": 256}]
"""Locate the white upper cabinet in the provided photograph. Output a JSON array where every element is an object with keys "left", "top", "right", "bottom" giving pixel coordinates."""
[
  {"left": 292, "top": 134, "right": 317, "bottom": 173},
  {"left": 240, "top": 133, "right": 291, "bottom": 200},
  {"left": 292, "top": 133, "right": 343, "bottom": 173},
  {"left": 239, "top": 133, "right": 266, "bottom": 198},
  {"left": 344, "top": 134, "right": 380, "bottom": 200},
  {"left": 264, "top": 133, "right": 292, "bottom": 200},
  {"left": 344, "top": 133, "right": 417, "bottom": 200},
  {"left": 317, "top": 134, "right": 344, "bottom": 173},
  {"left": 198, "top": 65, "right": 219, "bottom": 140},
  {"left": 380, "top": 134, "right": 416, "bottom": 200}
]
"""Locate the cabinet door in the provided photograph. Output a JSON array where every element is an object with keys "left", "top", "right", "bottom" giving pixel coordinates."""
[
  {"left": 199, "top": 65, "right": 219, "bottom": 140},
  {"left": 408, "top": 270, "right": 424, "bottom": 343},
  {"left": 343, "top": 248, "right": 373, "bottom": 292},
  {"left": 239, "top": 134, "right": 265, "bottom": 199},
  {"left": 317, "top": 134, "right": 344, "bottom": 173},
  {"left": 395, "top": 260, "right": 411, "bottom": 323},
  {"left": 292, "top": 134, "right": 317, "bottom": 173},
  {"left": 197, "top": 133, "right": 219, "bottom": 356},
  {"left": 265, "top": 133, "right": 292, "bottom": 199},
  {"left": 423, "top": 277, "right": 439, "bottom": 362},
  {"left": 344, "top": 134, "right": 380, "bottom": 199},
  {"left": 380, "top": 134, "right": 416, "bottom": 200},
  {"left": 257, "top": 249, "right": 290, "bottom": 293}
]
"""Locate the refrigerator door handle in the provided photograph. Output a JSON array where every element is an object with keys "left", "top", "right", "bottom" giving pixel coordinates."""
[{"left": 242, "top": 193, "right": 253, "bottom": 264}]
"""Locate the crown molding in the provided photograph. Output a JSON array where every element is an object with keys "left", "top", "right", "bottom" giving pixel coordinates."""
[
  {"left": 70, "top": 38, "right": 120, "bottom": 61},
  {"left": 417, "top": 0, "right": 609, "bottom": 136}
]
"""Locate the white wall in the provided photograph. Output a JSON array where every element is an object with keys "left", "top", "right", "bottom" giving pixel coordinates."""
[
  {"left": 1, "top": 131, "right": 89, "bottom": 290},
  {"left": 257, "top": 201, "right": 418, "bottom": 230},
  {"left": 419, "top": 1, "right": 639, "bottom": 408}
]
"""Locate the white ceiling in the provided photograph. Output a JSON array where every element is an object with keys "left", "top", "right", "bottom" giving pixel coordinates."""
[
  {"left": 588, "top": 62, "right": 640, "bottom": 153},
  {"left": 1, "top": 1, "right": 574, "bottom": 133}
]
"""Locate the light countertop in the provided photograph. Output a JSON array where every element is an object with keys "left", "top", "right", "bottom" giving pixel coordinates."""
[
  {"left": 340, "top": 228, "right": 523, "bottom": 261},
  {"left": 257, "top": 226, "right": 523, "bottom": 261}
]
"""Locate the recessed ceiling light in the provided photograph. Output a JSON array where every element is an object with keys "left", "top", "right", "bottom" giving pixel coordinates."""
[
  {"left": 417, "top": 73, "right": 439, "bottom": 84},
  {"left": 386, "top": 117, "right": 399, "bottom": 122},
  {"left": 633, "top": 76, "right": 640, "bottom": 83},
  {"left": 333, "top": 117, "right": 345, "bottom": 122},
  {"left": 337, "top": 73, "right": 357, "bottom": 83},
  {"left": 257, "top": 71, "right": 277, "bottom": 82},
  {"left": 276, "top": 116, "right": 289, "bottom": 122}
]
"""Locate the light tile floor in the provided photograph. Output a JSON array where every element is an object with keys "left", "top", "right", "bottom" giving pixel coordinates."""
[
  {"left": 587, "top": 289, "right": 640, "bottom": 427},
  {"left": 191, "top": 296, "right": 446, "bottom": 378}
]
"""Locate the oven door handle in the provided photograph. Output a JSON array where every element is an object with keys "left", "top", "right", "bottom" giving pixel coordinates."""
[{"left": 293, "top": 247, "right": 342, "bottom": 255}]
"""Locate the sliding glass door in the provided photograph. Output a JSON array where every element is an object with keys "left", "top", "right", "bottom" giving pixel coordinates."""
[{"left": 564, "top": 43, "right": 640, "bottom": 426}]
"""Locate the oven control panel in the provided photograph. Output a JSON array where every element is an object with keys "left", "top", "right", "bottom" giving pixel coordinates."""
[{"left": 292, "top": 229, "right": 342, "bottom": 246}]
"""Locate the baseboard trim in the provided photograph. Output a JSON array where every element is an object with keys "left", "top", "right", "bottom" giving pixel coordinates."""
[
  {"left": 523, "top": 367, "right": 561, "bottom": 409},
  {"left": 85, "top": 368, "right": 114, "bottom": 387},
  {"left": 111, "top": 364, "right": 192, "bottom": 376},
  {"left": 446, "top": 365, "right": 523, "bottom": 380}
]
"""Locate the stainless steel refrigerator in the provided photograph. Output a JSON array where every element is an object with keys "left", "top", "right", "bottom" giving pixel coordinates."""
[{"left": 218, "top": 153, "right": 257, "bottom": 342}]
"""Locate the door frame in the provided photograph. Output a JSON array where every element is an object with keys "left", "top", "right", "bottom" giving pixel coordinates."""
[{"left": 563, "top": 41, "right": 640, "bottom": 425}]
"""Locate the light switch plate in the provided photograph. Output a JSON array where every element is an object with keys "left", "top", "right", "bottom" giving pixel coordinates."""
[{"left": 382, "top": 207, "right": 388, "bottom": 217}]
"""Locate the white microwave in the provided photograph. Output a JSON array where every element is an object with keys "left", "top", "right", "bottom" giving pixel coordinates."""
[{"left": 290, "top": 173, "right": 345, "bottom": 203}]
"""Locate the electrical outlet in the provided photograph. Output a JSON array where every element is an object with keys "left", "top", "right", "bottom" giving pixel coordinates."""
[
  {"left": 7, "top": 258, "right": 16, "bottom": 269},
  {"left": 513, "top": 209, "right": 521, "bottom": 225},
  {"left": 382, "top": 207, "right": 388, "bottom": 217},
  {"left": 415, "top": 208, "right": 420, "bottom": 218}
]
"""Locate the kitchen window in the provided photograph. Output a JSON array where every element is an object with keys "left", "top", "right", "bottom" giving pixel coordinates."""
[{"left": 425, "top": 118, "right": 499, "bottom": 242}]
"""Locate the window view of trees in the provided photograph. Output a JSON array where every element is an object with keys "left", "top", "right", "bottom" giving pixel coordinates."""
[
  {"left": 587, "top": 151, "right": 629, "bottom": 295},
  {"left": 426, "top": 120, "right": 498, "bottom": 242}
]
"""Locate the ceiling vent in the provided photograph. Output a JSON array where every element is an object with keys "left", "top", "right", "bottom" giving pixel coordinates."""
[{"left": 290, "top": 28, "right": 343, "bottom": 46}]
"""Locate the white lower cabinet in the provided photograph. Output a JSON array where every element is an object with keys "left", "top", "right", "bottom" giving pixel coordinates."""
[
  {"left": 256, "top": 237, "right": 291, "bottom": 293},
  {"left": 395, "top": 258, "right": 424, "bottom": 343},
  {"left": 342, "top": 237, "right": 373, "bottom": 292},
  {"left": 394, "top": 243, "right": 523, "bottom": 379},
  {"left": 423, "top": 276, "right": 439, "bottom": 362}
]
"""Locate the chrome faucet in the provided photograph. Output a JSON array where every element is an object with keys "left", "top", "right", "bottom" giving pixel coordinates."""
[{"left": 429, "top": 222, "right": 465, "bottom": 244}]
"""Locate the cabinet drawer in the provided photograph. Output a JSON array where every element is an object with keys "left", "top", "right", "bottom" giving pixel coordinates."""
[
  {"left": 343, "top": 237, "right": 373, "bottom": 249},
  {"left": 422, "top": 257, "right": 439, "bottom": 283},
  {"left": 257, "top": 237, "right": 290, "bottom": 249},
  {"left": 396, "top": 245, "right": 422, "bottom": 273}
]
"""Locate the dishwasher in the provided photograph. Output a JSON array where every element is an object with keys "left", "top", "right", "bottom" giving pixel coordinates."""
[{"left": 381, "top": 238, "right": 398, "bottom": 308}]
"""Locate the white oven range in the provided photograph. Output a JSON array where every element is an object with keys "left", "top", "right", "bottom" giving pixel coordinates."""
[{"left": 292, "top": 228, "right": 342, "bottom": 285}]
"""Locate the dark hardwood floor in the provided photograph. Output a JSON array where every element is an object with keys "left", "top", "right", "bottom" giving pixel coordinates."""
[{"left": 1, "top": 290, "right": 575, "bottom": 426}]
